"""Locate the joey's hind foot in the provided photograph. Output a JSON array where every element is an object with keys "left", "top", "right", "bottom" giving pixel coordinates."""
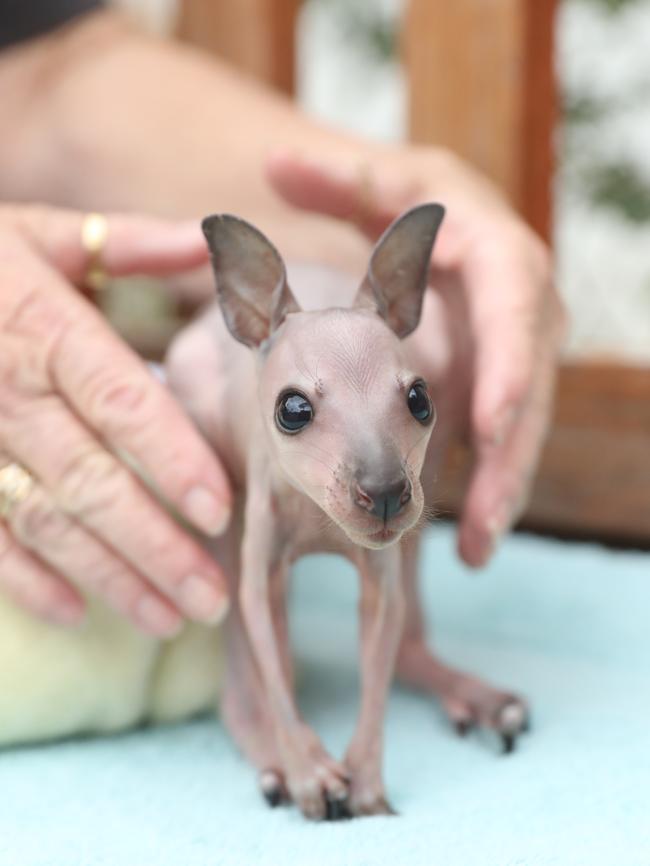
[
  {"left": 397, "top": 641, "right": 530, "bottom": 753},
  {"left": 452, "top": 695, "right": 529, "bottom": 753}
]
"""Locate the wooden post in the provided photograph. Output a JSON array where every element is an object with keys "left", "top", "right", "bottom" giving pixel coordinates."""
[
  {"left": 438, "top": 362, "right": 650, "bottom": 547},
  {"left": 404, "top": 0, "right": 557, "bottom": 242},
  {"left": 176, "top": 0, "right": 302, "bottom": 95}
]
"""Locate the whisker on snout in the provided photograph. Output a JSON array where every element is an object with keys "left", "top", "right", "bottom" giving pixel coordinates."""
[{"left": 402, "top": 501, "right": 442, "bottom": 542}]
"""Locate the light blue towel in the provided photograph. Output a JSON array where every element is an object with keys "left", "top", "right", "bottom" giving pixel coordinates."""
[{"left": 1, "top": 525, "right": 649, "bottom": 866}]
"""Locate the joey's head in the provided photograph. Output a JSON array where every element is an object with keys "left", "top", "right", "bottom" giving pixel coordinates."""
[{"left": 202, "top": 204, "right": 444, "bottom": 549}]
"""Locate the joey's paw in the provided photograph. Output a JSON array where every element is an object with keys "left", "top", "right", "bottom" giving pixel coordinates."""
[
  {"left": 325, "top": 790, "right": 353, "bottom": 821},
  {"left": 345, "top": 759, "right": 396, "bottom": 817},
  {"left": 348, "top": 790, "right": 396, "bottom": 818},
  {"left": 279, "top": 733, "right": 351, "bottom": 821},
  {"left": 494, "top": 699, "right": 530, "bottom": 753},
  {"left": 450, "top": 692, "right": 530, "bottom": 754},
  {"left": 259, "top": 769, "right": 290, "bottom": 808},
  {"left": 259, "top": 766, "right": 351, "bottom": 820},
  {"left": 289, "top": 761, "right": 350, "bottom": 821}
]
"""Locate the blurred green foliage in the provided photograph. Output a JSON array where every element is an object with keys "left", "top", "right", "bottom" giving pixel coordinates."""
[
  {"left": 588, "top": 0, "right": 642, "bottom": 11},
  {"left": 563, "top": 89, "right": 650, "bottom": 224},
  {"left": 310, "top": 0, "right": 397, "bottom": 61},
  {"left": 560, "top": 0, "right": 650, "bottom": 224},
  {"left": 341, "top": 7, "right": 396, "bottom": 60},
  {"left": 586, "top": 163, "right": 650, "bottom": 223},
  {"left": 563, "top": 93, "right": 609, "bottom": 126}
]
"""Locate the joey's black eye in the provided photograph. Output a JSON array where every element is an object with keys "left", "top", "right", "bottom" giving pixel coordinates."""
[
  {"left": 407, "top": 381, "right": 434, "bottom": 424},
  {"left": 275, "top": 391, "right": 313, "bottom": 433}
]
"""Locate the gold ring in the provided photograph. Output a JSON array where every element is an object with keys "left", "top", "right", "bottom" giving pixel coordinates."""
[
  {"left": 81, "top": 212, "right": 109, "bottom": 292},
  {"left": 0, "top": 463, "right": 35, "bottom": 518},
  {"left": 348, "top": 162, "right": 376, "bottom": 231}
]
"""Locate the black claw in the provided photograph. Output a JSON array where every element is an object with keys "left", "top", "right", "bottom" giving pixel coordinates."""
[
  {"left": 260, "top": 771, "right": 289, "bottom": 808},
  {"left": 263, "top": 784, "right": 284, "bottom": 808},
  {"left": 454, "top": 719, "right": 473, "bottom": 737},
  {"left": 501, "top": 733, "right": 516, "bottom": 755},
  {"left": 325, "top": 794, "right": 352, "bottom": 822}
]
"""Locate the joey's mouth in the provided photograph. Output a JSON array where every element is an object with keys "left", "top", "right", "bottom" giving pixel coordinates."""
[
  {"left": 367, "top": 527, "right": 400, "bottom": 544},
  {"left": 343, "top": 513, "right": 417, "bottom": 548},
  {"left": 346, "top": 523, "right": 406, "bottom": 550}
]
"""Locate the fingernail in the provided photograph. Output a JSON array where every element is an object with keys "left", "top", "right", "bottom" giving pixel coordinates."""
[
  {"left": 183, "top": 486, "right": 230, "bottom": 537},
  {"left": 492, "top": 407, "right": 517, "bottom": 447},
  {"left": 479, "top": 534, "right": 496, "bottom": 566},
  {"left": 487, "top": 512, "right": 506, "bottom": 542},
  {"left": 137, "top": 596, "right": 183, "bottom": 637},
  {"left": 485, "top": 501, "right": 512, "bottom": 553},
  {"left": 179, "top": 574, "right": 229, "bottom": 623}
]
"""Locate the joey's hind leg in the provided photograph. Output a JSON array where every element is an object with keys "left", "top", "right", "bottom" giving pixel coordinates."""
[{"left": 395, "top": 534, "right": 529, "bottom": 752}]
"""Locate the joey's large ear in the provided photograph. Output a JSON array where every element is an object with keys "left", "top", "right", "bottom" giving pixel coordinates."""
[
  {"left": 202, "top": 214, "right": 300, "bottom": 348},
  {"left": 355, "top": 203, "right": 445, "bottom": 338}
]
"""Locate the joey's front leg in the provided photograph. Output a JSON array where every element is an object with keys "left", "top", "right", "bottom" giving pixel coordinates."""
[
  {"left": 239, "top": 487, "right": 349, "bottom": 821},
  {"left": 345, "top": 545, "right": 405, "bottom": 816}
]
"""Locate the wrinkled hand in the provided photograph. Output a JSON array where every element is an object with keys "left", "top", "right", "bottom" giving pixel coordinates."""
[
  {"left": 267, "top": 148, "right": 565, "bottom": 566},
  {"left": 0, "top": 205, "right": 231, "bottom": 633}
]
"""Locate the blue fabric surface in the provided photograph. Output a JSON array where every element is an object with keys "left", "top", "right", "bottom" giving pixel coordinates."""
[{"left": 1, "top": 525, "right": 649, "bottom": 866}]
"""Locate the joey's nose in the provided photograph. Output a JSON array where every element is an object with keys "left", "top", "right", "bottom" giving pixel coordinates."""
[{"left": 354, "top": 477, "right": 412, "bottom": 521}]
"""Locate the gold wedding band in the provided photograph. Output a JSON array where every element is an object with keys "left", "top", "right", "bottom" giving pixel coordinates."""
[
  {"left": 0, "top": 463, "right": 35, "bottom": 518},
  {"left": 348, "top": 162, "right": 376, "bottom": 231},
  {"left": 81, "top": 212, "right": 109, "bottom": 292}
]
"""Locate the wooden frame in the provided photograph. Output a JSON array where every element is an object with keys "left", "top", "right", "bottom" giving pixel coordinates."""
[
  {"left": 176, "top": 0, "right": 301, "bottom": 94},
  {"left": 439, "top": 362, "right": 650, "bottom": 547},
  {"left": 527, "top": 362, "right": 650, "bottom": 545},
  {"left": 404, "top": 0, "right": 557, "bottom": 242}
]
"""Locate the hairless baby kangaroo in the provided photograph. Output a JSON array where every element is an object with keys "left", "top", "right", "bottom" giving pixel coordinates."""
[{"left": 170, "top": 204, "right": 529, "bottom": 820}]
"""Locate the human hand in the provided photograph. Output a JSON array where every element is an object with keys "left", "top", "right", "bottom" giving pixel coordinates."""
[
  {"left": 267, "top": 147, "right": 565, "bottom": 567},
  {"left": 0, "top": 205, "right": 231, "bottom": 634}
]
